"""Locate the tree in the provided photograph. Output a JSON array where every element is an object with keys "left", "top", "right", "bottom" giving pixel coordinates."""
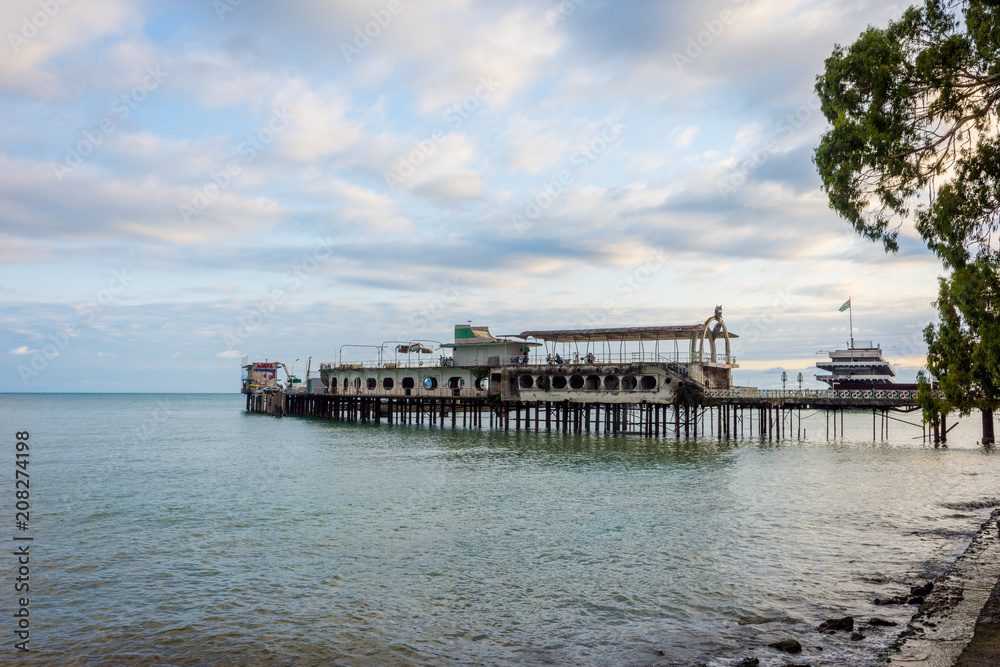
[
  {"left": 918, "top": 262, "right": 999, "bottom": 441},
  {"left": 814, "top": 0, "right": 999, "bottom": 442},
  {"left": 814, "top": 0, "right": 1000, "bottom": 252}
]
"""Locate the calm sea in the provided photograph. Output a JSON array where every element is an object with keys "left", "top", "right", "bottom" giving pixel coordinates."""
[{"left": 2, "top": 393, "right": 999, "bottom": 666}]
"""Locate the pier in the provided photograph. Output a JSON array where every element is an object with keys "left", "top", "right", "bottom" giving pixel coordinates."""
[
  {"left": 243, "top": 309, "right": 977, "bottom": 445},
  {"left": 246, "top": 384, "right": 952, "bottom": 443}
]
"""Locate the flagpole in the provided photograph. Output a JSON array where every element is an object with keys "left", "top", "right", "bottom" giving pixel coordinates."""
[{"left": 849, "top": 296, "right": 854, "bottom": 350}]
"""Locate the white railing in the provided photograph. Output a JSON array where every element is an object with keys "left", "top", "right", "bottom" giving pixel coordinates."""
[
  {"left": 322, "top": 386, "right": 486, "bottom": 399},
  {"left": 705, "top": 388, "right": 940, "bottom": 401},
  {"left": 530, "top": 352, "right": 734, "bottom": 366},
  {"left": 323, "top": 358, "right": 441, "bottom": 370},
  {"left": 328, "top": 352, "right": 735, "bottom": 370}
]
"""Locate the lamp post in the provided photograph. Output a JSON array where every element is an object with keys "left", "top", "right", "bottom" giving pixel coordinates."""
[
  {"left": 781, "top": 371, "right": 788, "bottom": 392},
  {"left": 797, "top": 372, "right": 803, "bottom": 391}
]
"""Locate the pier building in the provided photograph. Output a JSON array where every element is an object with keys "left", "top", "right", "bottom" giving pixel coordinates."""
[
  {"left": 305, "top": 308, "right": 738, "bottom": 404},
  {"left": 816, "top": 341, "right": 896, "bottom": 388}
]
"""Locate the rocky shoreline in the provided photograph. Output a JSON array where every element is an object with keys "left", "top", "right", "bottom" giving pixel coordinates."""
[
  {"left": 670, "top": 509, "right": 1000, "bottom": 667},
  {"left": 884, "top": 508, "right": 1000, "bottom": 666}
]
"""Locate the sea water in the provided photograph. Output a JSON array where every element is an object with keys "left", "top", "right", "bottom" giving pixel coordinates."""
[{"left": 2, "top": 393, "right": 999, "bottom": 666}]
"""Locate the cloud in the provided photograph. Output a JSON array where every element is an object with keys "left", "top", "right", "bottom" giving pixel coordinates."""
[
  {"left": 272, "top": 79, "right": 364, "bottom": 162},
  {"left": 9, "top": 346, "right": 31, "bottom": 355},
  {"left": 503, "top": 115, "right": 572, "bottom": 175},
  {"left": 0, "top": 152, "right": 290, "bottom": 247},
  {"left": 216, "top": 350, "right": 241, "bottom": 359},
  {"left": 391, "top": 132, "right": 487, "bottom": 202},
  {"left": 0, "top": 0, "right": 140, "bottom": 97},
  {"left": 672, "top": 125, "right": 698, "bottom": 148},
  {"left": 166, "top": 46, "right": 277, "bottom": 110}
]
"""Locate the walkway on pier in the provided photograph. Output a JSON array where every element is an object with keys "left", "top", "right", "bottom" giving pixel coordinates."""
[{"left": 707, "top": 386, "right": 928, "bottom": 407}]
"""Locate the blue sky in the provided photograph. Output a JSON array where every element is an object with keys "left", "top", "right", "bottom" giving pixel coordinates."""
[{"left": 2, "top": 0, "right": 939, "bottom": 392}]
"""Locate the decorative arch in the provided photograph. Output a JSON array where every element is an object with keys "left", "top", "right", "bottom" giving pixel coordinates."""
[{"left": 696, "top": 305, "right": 732, "bottom": 365}]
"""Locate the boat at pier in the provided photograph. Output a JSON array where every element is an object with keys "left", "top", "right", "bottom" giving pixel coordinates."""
[{"left": 815, "top": 341, "right": 895, "bottom": 389}]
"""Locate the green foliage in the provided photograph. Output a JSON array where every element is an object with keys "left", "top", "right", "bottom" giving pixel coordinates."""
[
  {"left": 916, "top": 369, "right": 944, "bottom": 428},
  {"left": 816, "top": 0, "right": 1000, "bottom": 413},
  {"left": 917, "top": 137, "right": 1000, "bottom": 269},
  {"left": 470, "top": 366, "right": 490, "bottom": 381},
  {"left": 924, "top": 265, "right": 1000, "bottom": 414},
  {"left": 814, "top": 0, "right": 1000, "bottom": 253},
  {"left": 536, "top": 375, "right": 551, "bottom": 391},
  {"left": 484, "top": 392, "right": 502, "bottom": 409}
]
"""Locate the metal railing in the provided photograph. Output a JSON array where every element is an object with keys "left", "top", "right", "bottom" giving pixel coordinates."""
[
  {"left": 706, "top": 388, "right": 940, "bottom": 401},
  {"left": 323, "top": 358, "right": 441, "bottom": 370},
  {"left": 328, "top": 352, "right": 735, "bottom": 370},
  {"left": 323, "top": 386, "right": 485, "bottom": 399}
]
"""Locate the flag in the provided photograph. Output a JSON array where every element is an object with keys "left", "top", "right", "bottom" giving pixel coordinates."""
[{"left": 839, "top": 298, "right": 851, "bottom": 312}]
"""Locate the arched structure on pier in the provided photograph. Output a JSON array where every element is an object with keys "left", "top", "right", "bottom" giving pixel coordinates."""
[
  {"left": 696, "top": 305, "right": 733, "bottom": 366},
  {"left": 517, "top": 308, "right": 739, "bottom": 389}
]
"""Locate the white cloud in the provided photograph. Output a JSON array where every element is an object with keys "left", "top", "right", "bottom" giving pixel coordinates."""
[
  {"left": 9, "top": 346, "right": 31, "bottom": 355},
  {"left": 376, "top": 4, "right": 559, "bottom": 113},
  {"left": 0, "top": 153, "right": 290, "bottom": 245},
  {"left": 216, "top": 350, "right": 241, "bottom": 359},
  {"left": 504, "top": 115, "right": 572, "bottom": 175},
  {"left": 672, "top": 125, "right": 698, "bottom": 148},
  {"left": 0, "top": 0, "right": 141, "bottom": 97},
  {"left": 391, "top": 132, "right": 487, "bottom": 202},
  {"left": 331, "top": 181, "right": 413, "bottom": 234},
  {"left": 272, "top": 80, "right": 364, "bottom": 162},
  {"left": 733, "top": 122, "right": 763, "bottom": 150},
  {"left": 168, "top": 48, "right": 276, "bottom": 110}
]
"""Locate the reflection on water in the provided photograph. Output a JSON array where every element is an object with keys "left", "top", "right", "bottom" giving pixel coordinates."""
[{"left": 3, "top": 394, "right": 998, "bottom": 666}]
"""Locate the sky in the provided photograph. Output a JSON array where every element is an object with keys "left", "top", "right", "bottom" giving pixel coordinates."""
[{"left": 1, "top": 0, "right": 942, "bottom": 393}]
